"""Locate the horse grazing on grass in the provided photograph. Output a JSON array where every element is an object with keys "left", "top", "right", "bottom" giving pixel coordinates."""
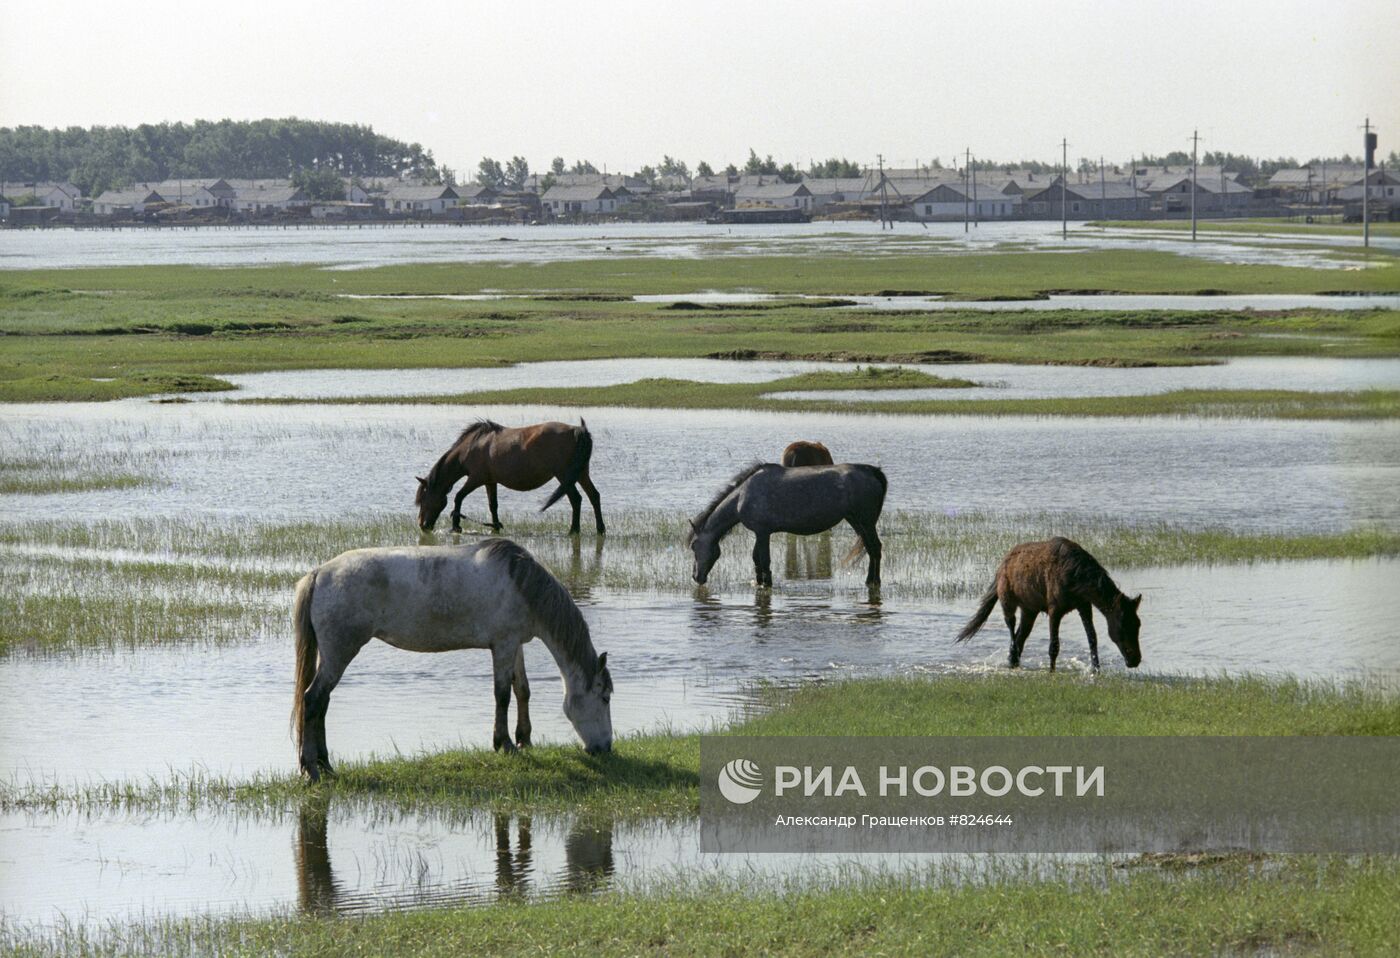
[
  {"left": 416, "top": 419, "right": 604, "bottom": 535},
  {"left": 688, "top": 463, "right": 887, "bottom": 587},
  {"left": 291, "top": 538, "right": 613, "bottom": 781},
  {"left": 957, "top": 537, "right": 1142, "bottom": 671},
  {"left": 781, "top": 441, "right": 834, "bottom": 468}
]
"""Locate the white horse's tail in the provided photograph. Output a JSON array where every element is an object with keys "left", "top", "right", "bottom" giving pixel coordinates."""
[{"left": 291, "top": 569, "right": 318, "bottom": 752}]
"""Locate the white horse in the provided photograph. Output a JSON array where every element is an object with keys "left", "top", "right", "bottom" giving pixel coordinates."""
[{"left": 291, "top": 538, "right": 612, "bottom": 781}]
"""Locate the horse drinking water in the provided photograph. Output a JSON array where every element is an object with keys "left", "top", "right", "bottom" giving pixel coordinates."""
[
  {"left": 688, "top": 462, "right": 887, "bottom": 587},
  {"left": 956, "top": 537, "right": 1142, "bottom": 671},
  {"left": 416, "top": 419, "right": 604, "bottom": 535},
  {"left": 291, "top": 538, "right": 613, "bottom": 781}
]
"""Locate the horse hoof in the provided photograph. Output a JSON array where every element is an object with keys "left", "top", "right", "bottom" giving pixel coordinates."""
[{"left": 516, "top": 737, "right": 532, "bottom": 749}]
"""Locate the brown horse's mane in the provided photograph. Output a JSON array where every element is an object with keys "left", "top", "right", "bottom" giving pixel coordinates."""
[
  {"left": 477, "top": 537, "right": 602, "bottom": 677},
  {"left": 688, "top": 462, "right": 770, "bottom": 543},
  {"left": 456, "top": 419, "right": 505, "bottom": 445},
  {"left": 1050, "top": 537, "right": 1122, "bottom": 605}
]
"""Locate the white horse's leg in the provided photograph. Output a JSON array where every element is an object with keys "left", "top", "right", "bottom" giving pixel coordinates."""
[
  {"left": 512, "top": 646, "right": 532, "bottom": 748},
  {"left": 301, "top": 635, "right": 367, "bottom": 780},
  {"left": 491, "top": 642, "right": 521, "bottom": 753}
]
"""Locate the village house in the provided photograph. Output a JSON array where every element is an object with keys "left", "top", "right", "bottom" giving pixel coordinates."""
[
  {"left": 144, "top": 180, "right": 221, "bottom": 209},
  {"left": 452, "top": 183, "right": 499, "bottom": 206},
  {"left": 733, "top": 182, "right": 812, "bottom": 210},
  {"left": 802, "top": 176, "right": 874, "bottom": 209},
  {"left": 541, "top": 184, "right": 620, "bottom": 216},
  {"left": 1139, "top": 172, "right": 1252, "bottom": 212},
  {"left": 380, "top": 184, "right": 459, "bottom": 214},
  {"left": 230, "top": 185, "right": 310, "bottom": 213},
  {"left": 0, "top": 181, "right": 83, "bottom": 211},
  {"left": 92, "top": 188, "right": 164, "bottom": 216},
  {"left": 907, "top": 182, "right": 1023, "bottom": 220},
  {"left": 1026, "top": 180, "right": 1150, "bottom": 218}
]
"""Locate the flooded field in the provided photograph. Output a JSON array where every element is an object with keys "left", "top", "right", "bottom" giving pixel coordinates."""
[
  {"left": 193, "top": 356, "right": 1400, "bottom": 402},
  {"left": 3, "top": 400, "right": 1397, "bottom": 530},
  {"left": 0, "top": 220, "right": 1392, "bottom": 271}
]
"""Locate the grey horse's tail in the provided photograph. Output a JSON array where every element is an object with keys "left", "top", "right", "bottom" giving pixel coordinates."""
[
  {"left": 841, "top": 464, "right": 888, "bottom": 566},
  {"left": 956, "top": 585, "right": 999, "bottom": 642},
  {"left": 540, "top": 419, "right": 593, "bottom": 513},
  {"left": 291, "top": 569, "right": 318, "bottom": 752}
]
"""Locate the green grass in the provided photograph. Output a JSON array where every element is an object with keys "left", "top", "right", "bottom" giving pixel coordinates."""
[
  {"left": 2, "top": 253, "right": 1398, "bottom": 401},
  {"left": 254, "top": 377, "right": 1400, "bottom": 420},
  {"left": 1094, "top": 217, "right": 1400, "bottom": 239},
  {"left": 5, "top": 856, "right": 1398, "bottom": 957}
]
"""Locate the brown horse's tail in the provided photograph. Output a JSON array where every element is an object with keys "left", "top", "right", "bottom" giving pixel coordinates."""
[
  {"left": 540, "top": 419, "right": 594, "bottom": 512},
  {"left": 291, "top": 569, "right": 318, "bottom": 753},
  {"left": 956, "top": 585, "right": 999, "bottom": 642}
]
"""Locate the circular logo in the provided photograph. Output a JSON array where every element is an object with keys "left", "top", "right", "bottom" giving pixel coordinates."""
[{"left": 717, "top": 758, "right": 763, "bottom": 804}]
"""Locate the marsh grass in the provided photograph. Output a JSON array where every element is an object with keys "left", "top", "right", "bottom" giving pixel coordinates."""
[
  {"left": 3, "top": 854, "right": 1396, "bottom": 957},
  {"left": 0, "top": 449, "right": 162, "bottom": 495},
  {"left": 1, "top": 511, "right": 1395, "bottom": 654}
]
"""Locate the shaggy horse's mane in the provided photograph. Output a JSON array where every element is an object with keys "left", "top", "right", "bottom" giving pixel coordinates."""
[
  {"left": 477, "top": 538, "right": 602, "bottom": 678},
  {"left": 688, "top": 462, "right": 770, "bottom": 543},
  {"left": 456, "top": 419, "right": 504, "bottom": 445}
]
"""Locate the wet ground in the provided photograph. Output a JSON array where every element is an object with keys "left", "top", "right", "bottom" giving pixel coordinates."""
[{"left": 1, "top": 220, "right": 1393, "bottom": 271}]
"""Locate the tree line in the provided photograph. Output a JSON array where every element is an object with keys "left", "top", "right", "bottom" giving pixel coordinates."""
[{"left": 0, "top": 119, "right": 440, "bottom": 197}]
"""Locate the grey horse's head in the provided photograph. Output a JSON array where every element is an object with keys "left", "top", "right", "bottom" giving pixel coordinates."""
[{"left": 564, "top": 652, "right": 613, "bottom": 753}]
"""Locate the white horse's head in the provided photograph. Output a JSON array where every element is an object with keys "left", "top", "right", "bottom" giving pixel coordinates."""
[{"left": 565, "top": 651, "right": 613, "bottom": 753}]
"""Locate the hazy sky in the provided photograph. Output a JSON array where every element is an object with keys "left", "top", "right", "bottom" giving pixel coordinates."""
[{"left": 3, "top": 0, "right": 1396, "bottom": 173}]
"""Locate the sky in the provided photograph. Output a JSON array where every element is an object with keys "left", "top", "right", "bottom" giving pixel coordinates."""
[{"left": 3, "top": 0, "right": 1397, "bottom": 175}]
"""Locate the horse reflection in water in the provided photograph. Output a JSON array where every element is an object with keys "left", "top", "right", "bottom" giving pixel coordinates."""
[
  {"left": 295, "top": 805, "right": 615, "bottom": 915},
  {"left": 779, "top": 441, "right": 837, "bottom": 580}
]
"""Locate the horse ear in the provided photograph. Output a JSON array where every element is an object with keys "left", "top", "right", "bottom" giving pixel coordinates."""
[
  {"left": 416, "top": 476, "right": 427, "bottom": 485},
  {"left": 1130, "top": 594, "right": 1142, "bottom": 610},
  {"left": 597, "top": 651, "right": 608, "bottom": 672}
]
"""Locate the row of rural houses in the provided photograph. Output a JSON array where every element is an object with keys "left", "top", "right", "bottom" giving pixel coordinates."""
[{"left": 4, "top": 162, "right": 1397, "bottom": 224}]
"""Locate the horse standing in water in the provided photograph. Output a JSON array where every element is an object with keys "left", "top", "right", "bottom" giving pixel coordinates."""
[
  {"left": 416, "top": 420, "right": 604, "bottom": 535},
  {"left": 291, "top": 538, "right": 613, "bottom": 781},
  {"left": 957, "top": 537, "right": 1142, "bottom": 671},
  {"left": 781, "top": 441, "right": 834, "bottom": 468},
  {"left": 688, "top": 462, "right": 887, "bottom": 587}
]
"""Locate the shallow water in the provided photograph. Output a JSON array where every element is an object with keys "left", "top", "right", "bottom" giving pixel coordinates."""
[
  {"left": 3, "top": 401, "right": 1397, "bottom": 532},
  {"left": 0, "top": 221, "right": 1391, "bottom": 271},
  {"left": 637, "top": 292, "right": 1400, "bottom": 311},
  {"left": 191, "top": 356, "right": 1400, "bottom": 402},
  {"left": 2, "top": 557, "right": 1396, "bottom": 787}
]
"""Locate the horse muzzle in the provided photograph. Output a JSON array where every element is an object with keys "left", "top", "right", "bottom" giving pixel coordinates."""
[{"left": 586, "top": 741, "right": 612, "bottom": 755}]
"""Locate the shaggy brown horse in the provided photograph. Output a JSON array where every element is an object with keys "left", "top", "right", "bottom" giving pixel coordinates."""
[
  {"left": 416, "top": 420, "right": 604, "bottom": 534},
  {"left": 781, "top": 441, "right": 835, "bottom": 467},
  {"left": 956, "top": 537, "right": 1142, "bottom": 671}
]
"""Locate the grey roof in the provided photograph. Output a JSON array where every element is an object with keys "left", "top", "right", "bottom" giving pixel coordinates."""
[
  {"left": 146, "top": 180, "right": 218, "bottom": 201},
  {"left": 541, "top": 185, "right": 616, "bottom": 201},
  {"left": 1048, "top": 181, "right": 1152, "bottom": 201},
  {"left": 801, "top": 177, "right": 874, "bottom": 195},
  {"left": 0, "top": 180, "right": 81, "bottom": 199},
  {"left": 912, "top": 182, "right": 1025, "bottom": 202},
  {"left": 94, "top": 189, "right": 162, "bottom": 206},
  {"left": 453, "top": 183, "right": 497, "bottom": 198},
  {"left": 381, "top": 184, "right": 458, "bottom": 201},
  {"left": 734, "top": 182, "right": 811, "bottom": 200},
  {"left": 690, "top": 175, "right": 734, "bottom": 192},
  {"left": 234, "top": 186, "right": 308, "bottom": 203},
  {"left": 223, "top": 178, "right": 293, "bottom": 191}
]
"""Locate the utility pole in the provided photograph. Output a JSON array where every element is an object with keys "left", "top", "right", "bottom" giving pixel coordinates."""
[
  {"left": 963, "top": 149, "right": 970, "bottom": 233},
  {"left": 1061, "top": 138, "right": 1068, "bottom": 240},
  {"left": 971, "top": 152, "right": 979, "bottom": 227},
  {"left": 1131, "top": 155, "right": 1139, "bottom": 214},
  {"left": 1190, "top": 129, "right": 1199, "bottom": 241},
  {"left": 1099, "top": 156, "right": 1106, "bottom": 222},
  {"left": 877, "top": 153, "right": 889, "bottom": 230},
  {"left": 1363, "top": 117, "right": 1372, "bottom": 248}
]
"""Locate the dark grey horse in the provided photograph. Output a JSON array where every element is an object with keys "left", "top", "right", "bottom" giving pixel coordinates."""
[{"left": 687, "top": 463, "right": 888, "bottom": 587}]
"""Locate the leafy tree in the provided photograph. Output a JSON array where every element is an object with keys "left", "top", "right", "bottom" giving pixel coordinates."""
[
  {"left": 778, "top": 162, "right": 799, "bottom": 183},
  {"left": 477, "top": 157, "right": 505, "bottom": 189},
  {"left": 504, "top": 156, "right": 530, "bottom": 190},
  {"left": 291, "top": 167, "right": 345, "bottom": 201},
  {"left": 743, "top": 149, "right": 779, "bottom": 175},
  {"left": 723, "top": 163, "right": 738, "bottom": 176},
  {"left": 808, "top": 157, "right": 863, "bottom": 178},
  {"left": 658, "top": 155, "right": 689, "bottom": 181},
  {"left": 571, "top": 159, "right": 598, "bottom": 174},
  {"left": 551, "top": 156, "right": 566, "bottom": 174},
  {"left": 637, "top": 164, "right": 657, "bottom": 185},
  {"left": 695, "top": 160, "right": 714, "bottom": 176}
]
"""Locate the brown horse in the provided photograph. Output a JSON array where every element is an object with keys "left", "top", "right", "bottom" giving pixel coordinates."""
[
  {"left": 956, "top": 537, "right": 1141, "bottom": 671},
  {"left": 781, "top": 441, "right": 834, "bottom": 467},
  {"left": 416, "top": 420, "right": 604, "bottom": 534}
]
